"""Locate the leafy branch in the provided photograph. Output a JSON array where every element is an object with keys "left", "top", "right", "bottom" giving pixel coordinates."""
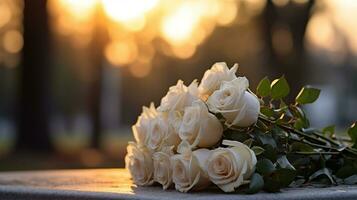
[{"left": 224, "top": 75, "right": 357, "bottom": 194}]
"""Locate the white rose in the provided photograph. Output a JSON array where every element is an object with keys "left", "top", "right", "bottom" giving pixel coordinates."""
[
  {"left": 172, "top": 145, "right": 211, "bottom": 192},
  {"left": 179, "top": 100, "right": 223, "bottom": 148},
  {"left": 132, "top": 103, "right": 157, "bottom": 146},
  {"left": 207, "top": 140, "right": 257, "bottom": 192},
  {"left": 198, "top": 62, "right": 238, "bottom": 100},
  {"left": 158, "top": 80, "right": 199, "bottom": 112},
  {"left": 153, "top": 146, "right": 175, "bottom": 190},
  {"left": 207, "top": 77, "right": 260, "bottom": 127},
  {"left": 125, "top": 142, "right": 154, "bottom": 186},
  {"left": 167, "top": 110, "right": 183, "bottom": 137},
  {"left": 147, "top": 113, "right": 180, "bottom": 151}
]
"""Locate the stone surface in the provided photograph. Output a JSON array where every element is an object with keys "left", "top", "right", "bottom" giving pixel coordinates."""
[{"left": 0, "top": 169, "right": 356, "bottom": 200}]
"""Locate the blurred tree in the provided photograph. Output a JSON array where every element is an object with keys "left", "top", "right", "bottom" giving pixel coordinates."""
[
  {"left": 18, "top": 0, "right": 52, "bottom": 150},
  {"left": 262, "top": 0, "right": 315, "bottom": 96},
  {"left": 89, "top": 6, "right": 108, "bottom": 148}
]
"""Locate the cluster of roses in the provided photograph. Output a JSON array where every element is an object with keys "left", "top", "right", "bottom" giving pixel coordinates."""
[{"left": 125, "top": 62, "right": 261, "bottom": 193}]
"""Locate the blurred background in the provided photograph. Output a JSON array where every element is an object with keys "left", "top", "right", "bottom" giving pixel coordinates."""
[{"left": 0, "top": 0, "right": 356, "bottom": 171}]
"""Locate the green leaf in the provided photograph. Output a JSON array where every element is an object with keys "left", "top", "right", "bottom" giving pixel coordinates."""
[
  {"left": 275, "top": 168, "right": 297, "bottom": 187},
  {"left": 263, "top": 144, "right": 277, "bottom": 162},
  {"left": 336, "top": 165, "right": 356, "bottom": 179},
  {"left": 223, "top": 130, "right": 251, "bottom": 142},
  {"left": 263, "top": 176, "right": 281, "bottom": 192},
  {"left": 344, "top": 175, "right": 357, "bottom": 185},
  {"left": 294, "top": 118, "right": 304, "bottom": 130},
  {"left": 291, "top": 142, "right": 314, "bottom": 152},
  {"left": 290, "top": 179, "right": 306, "bottom": 187},
  {"left": 271, "top": 76, "right": 290, "bottom": 100},
  {"left": 256, "top": 159, "right": 276, "bottom": 175},
  {"left": 256, "top": 132, "right": 277, "bottom": 148},
  {"left": 256, "top": 77, "right": 271, "bottom": 97},
  {"left": 289, "top": 105, "right": 310, "bottom": 128},
  {"left": 252, "top": 146, "right": 265, "bottom": 156},
  {"left": 309, "top": 168, "right": 336, "bottom": 184},
  {"left": 256, "top": 120, "right": 269, "bottom": 132},
  {"left": 277, "top": 155, "right": 296, "bottom": 170},
  {"left": 295, "top": 86, "right": 321, "bottom": 104},
  {"left": 322, "top": 125, "right": 335, "bottom": 137},
  {"left": 246, "top": 173, "right": 264, "bottom": 194},
  {"left": 348, "top": 122, "right": 357, "bottom": 144},
  {"left": 260, "top": 107, "right": 275, "bottom": 118},
  {"left": 243, "top": 138, "right": 254, "bottom": 147}
]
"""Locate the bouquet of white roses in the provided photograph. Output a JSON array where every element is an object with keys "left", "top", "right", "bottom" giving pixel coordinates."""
[{"left": 125, "top": 62, "right": 357, "bottom": 193}]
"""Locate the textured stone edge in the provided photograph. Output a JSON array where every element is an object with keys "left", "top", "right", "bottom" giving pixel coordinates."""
[
  {"left": 0, "top": 186, "right": 141, "bottom": 200},
  {"left": 2, "top": 185, "right": 357, "bottom": 200}
]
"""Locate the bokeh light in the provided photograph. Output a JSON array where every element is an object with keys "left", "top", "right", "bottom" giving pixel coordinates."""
[
  {"left": 0, "top": 3, "right": 11, "bottom": 28},
  {"left": 305, "top": 0, "right": 357, "bottom": 63},
  {"left": 3, "top": 30, "right": 23, "bottom": 53},
  {"left": 0, "top": 0, "right": 23, "bottom": 68},
  {"left": 47, "top": 0, "right": 357, "bottom": 78},
  {"left": 102, "top": 0, "right": 158, "bottom": 23},
  {"left": 48, "top": 0, "right": 243, "bottom": 78}
]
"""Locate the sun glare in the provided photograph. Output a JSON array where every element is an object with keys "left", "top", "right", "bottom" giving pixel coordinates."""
[
  {"left": 102, "top": 0, "right": 158, "bottom": 23},
  {"left": 48, "top": 0, "right": 243, "bottom": 77},
  {"left": 161, "top": 2, "right": 200, "bottom": 46}
]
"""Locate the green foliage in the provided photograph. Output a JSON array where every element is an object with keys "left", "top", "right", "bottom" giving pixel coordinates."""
[
  {"left": 289, "top": 105, "right": 310, "bottom": 129},
  {"left": 243, "top": 138, "right": 254, "bottom": 147},
  {"left": 344, "top": 175, "right": 357, "bottom": 185},
  {"left": 252, "top": 146, "right": 265, "bottom": 156},
  {"left": 291, "top": 142, "right": 314, "bottom": 152},
  {"left": 336, "top": 165, "right": 356, "bottom": 179},
  {"left": 270, "top": 76, "right": 290, "bottom": 100},
  {"left": 322, "top": 125, "right": 335, "bottom": 137},
  {"left": 255, "top": 131, "right": 277, "bottom": 148},
  {"left": 259, "top": 164, "right": 296, "bottom": 192},
  {"left": 224, "top": 74, "right": 357, "bottom": 194},
  {"left": 260, "top": 107, "right": 275, "bottom": 118},
  {"left": 246, "top": 173, "right": 264, "bottom": 194},
  {"left": 277, "top": 155, "right": 295, "bottom": 170},
  {"left": 295, "top": 87, "right": 321, "bottom": 104},
  {"left": 256, "top": 159, "right": 275, "bottom": 175},
  {"left": 274, "top": 168, "right": 297, "bottom": 187},
  {"left": 309, "top": 168, "right": 335, "bottom": 184},
  {"left": 256, "top": 77, "right": 271, "bottom": 97},
  {"left": 348, "top": 122, "right": 357, "bottom": 148}
]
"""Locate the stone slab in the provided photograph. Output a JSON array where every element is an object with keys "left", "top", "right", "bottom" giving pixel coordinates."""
[{"left": 0, "top": 169, "right": 356, "bottom": 200}]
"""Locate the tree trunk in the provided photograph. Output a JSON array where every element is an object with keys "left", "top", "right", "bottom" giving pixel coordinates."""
[
  {"left": 18, "top": 0, "right": 52, "bottom": 150},
  {"left": 262, "top": 0, "right": 314, "bottom": 96},
  {"left": 89, "top": 7, "right": 107, "bottom": 148}
]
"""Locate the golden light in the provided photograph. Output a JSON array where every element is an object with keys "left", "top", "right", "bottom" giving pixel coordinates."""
[
  {"left": 245, "top": 0, "right": 267, "bottom": 16},
  {"left": 0, "top": 3, "right": 11, "bottom": 28},
  {"left": 306, "top": 13, "right": 338, "bottom": 51},
  {"left": 0, "top": 0, "right": 23, "bottom": 68},
  {"left": 104, "top": 40, "right": 138, "bottom": 66},
  {"left": 51, "top": 0, "right": 98, "bottom": 21},
  {"left": 215, "top": 1, "right": 238, "bottom": 26},
  {"left": 171, "top": 45, "right": 196, "bottom": 59},
  {"left": 2, "top": 29, "right": 23, "bottom": 53},
  {"left": 326, "top": 0, "right": 357, "bottom": 54},
  {"left": 102, "top": 0, "right": 158, "bottom": 23},
  {"left": 48, "top": 0, "right": 98, "bottom": 47},
  {"left": 292, "top": 0, "right": 309, "bottom": 5},
  {"left": 272, "top": 0, "right": 289, "bottom": 7},
  {"left": 48, "top": 0, "right": 244, "bottom": 77},
  {"left": 129, "top": 62, "right": 152, "bottom": 78},
  {"left": 161, "top": 2, "right": 200, "bottom": 46},
  {"left": 306, "top": 0, "right": 357, "bottom": 57}
]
